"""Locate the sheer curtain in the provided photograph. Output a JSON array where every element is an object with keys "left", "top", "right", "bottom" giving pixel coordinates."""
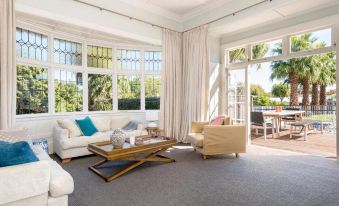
[
  {"left": 160, "top": 29, "right": 183, "bottom": 140},
  {"left": 0, "top": 0, "right": 16, "bottom": 129},
  {"left": 180, "top": 26, "right": 209, "bottom": 141},
  {"left": 160, "top": 26, "right": 209, "bottom": 142}
]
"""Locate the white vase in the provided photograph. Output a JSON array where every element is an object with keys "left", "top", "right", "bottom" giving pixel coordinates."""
[{"left": 110, "top": 129, "right": 126, "bottom": 149}]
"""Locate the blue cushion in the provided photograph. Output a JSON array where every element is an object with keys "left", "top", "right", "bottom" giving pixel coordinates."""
[
  {"left": 75, "top": 116, "right": 98, "bottom": 136},
  {"left": 0, "top": 141, "right": 39, "bottom": 167}
]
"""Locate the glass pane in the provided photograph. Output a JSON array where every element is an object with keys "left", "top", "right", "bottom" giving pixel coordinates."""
[
  {"left": 88, "top": 74, "right": 112, "bottom": 111},
  {"left": 116, "top": 49, "right": 140, "bottom": 71},
  {"left": 228, "top": 69, "right": 246, "bottom": 124},
  {"left": 252, "top": 39, "right": 282, "bottom": 59},
  {"left": 291, "top": 28, "right": 332, "bottom": 53},
  {"left": 54, "top": 38, "right": 82, "bottom": 66},
  {"left": 16, "top": 65, "right": 48, "bottom": 114},
  {"left": 145, "top": 51, "right": 162, "bottom": 71},
  {"left": 16, "top": 28, "right": 48, "bottom": 61},
  {"left": 87, "top": 45, "right": 112, "bottom": 69},
  {"left": 145, "top": 75, "right": 160, "bottom": 110},
  {"left": 117, "top": 75, "right": 141, "bottom": 110},
  {"left": 54, "top": 70, "right": 83, "bottom": 112},
  {"left": 229, "top": 47, "right": 246, "bottom": 63}
]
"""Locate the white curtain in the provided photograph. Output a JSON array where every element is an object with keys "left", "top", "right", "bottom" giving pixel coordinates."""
[
  {"left": 160, "top": 29, "right": 183, "bottom": 140},
  {"left": 0, "top": 0, "right": 16, "bottom": 130},
  {"left": 180, "top": 26, "right": 209, "bottom": 141},
  {"left": 160, "top": 26, "right": 209, "bottom": 142}
]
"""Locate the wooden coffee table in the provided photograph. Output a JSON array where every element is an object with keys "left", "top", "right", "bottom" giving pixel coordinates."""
[{"left": 87, "top": 136, "right": 176, "bottom": 182}]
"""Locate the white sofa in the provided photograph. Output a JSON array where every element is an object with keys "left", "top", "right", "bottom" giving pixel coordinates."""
[
  {"left": 0, "top": 145, "right": 74, "bottom": 206},
  {"left": 54, "top": 116, "right": 148, "bottom": 163}
]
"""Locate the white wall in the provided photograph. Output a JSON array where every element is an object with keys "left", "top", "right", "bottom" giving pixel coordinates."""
[{"left": 207, "top": 36, "right": 221, "bottom": 119}]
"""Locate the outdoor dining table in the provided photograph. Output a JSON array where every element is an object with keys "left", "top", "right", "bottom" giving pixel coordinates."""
[{"left": 263, "top": 110, "right": 305, "bottom": 136}]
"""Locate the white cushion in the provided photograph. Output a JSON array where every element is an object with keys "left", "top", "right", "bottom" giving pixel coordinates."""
[
  {"left": 49, "top": 161, "right": 74, "bottom": 197},
  {"left": 111, "top": 117, "right": 130, "bottom": 130},
  {"left": 187, "top": 133, "right": 204, "bottom": 148},
  {"left": 91, "top": 117, "right": 111, "bottom": 132},
  {"left": 60, "top": 132, "right": 111, "bottom": 150},
  {"left": 57, "top": 119, "right": 82, "bottom": 138}
]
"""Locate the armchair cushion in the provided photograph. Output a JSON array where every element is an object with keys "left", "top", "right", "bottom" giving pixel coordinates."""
[
  {"left": 191, "top": 121, "right": 209, "bottom": 133},
  {"left": 187, "top": 133, "right": 204, "bottom": 147}
]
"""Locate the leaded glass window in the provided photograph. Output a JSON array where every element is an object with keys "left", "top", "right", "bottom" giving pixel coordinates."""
[
  {"left": 54, "top": 70, "right": 83, "bottom": 112},
  {"left": 88, "top": 74, "right": 113, "bottom": 111},
  {"left": 54, "top": 38, "right": 82, "bottom": 65},
  {"left": 16, "top": 65, "right": 48, "bottom": 114},
  {"left": 16, "top": 28, "right": 48, "bottom": 61},
  {"left": 116, "top": 49, "right": 140, "bottom": 70},
  {"left": 145, "top": 75, "right": 160, "bottom": 110},
  {"left": 145, "top": 51, "right": 161, "bottom": 71},
  {"left": 87, "top": 45, "right": 112, "bottom": 68},
  {"left": 118, "top": 76, "right": 141, "bottom": 110}
]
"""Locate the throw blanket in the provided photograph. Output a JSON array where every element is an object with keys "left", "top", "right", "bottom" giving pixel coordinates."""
[{"left": 122, "top": 120, "right": 142, "bottom": 131}]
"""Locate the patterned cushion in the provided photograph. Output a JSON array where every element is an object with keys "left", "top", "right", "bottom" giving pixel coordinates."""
[{"left": 32, "top": 138, "right": 49, "bottom": 153}]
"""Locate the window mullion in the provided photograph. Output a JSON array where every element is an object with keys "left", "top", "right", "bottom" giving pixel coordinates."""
[
  {"left": 83, "top": 40, "right": 88, "bottom": 113},
  {"left": 141, "top": 49, "right": 145, "bottom": 111},
  {"left": 48, "top": 33, "right": 54, "bottom": 115}
]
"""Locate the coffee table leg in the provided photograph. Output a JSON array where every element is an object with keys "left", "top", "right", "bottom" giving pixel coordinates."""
[{"left": 89, "top": 147, "right": 175, "bottom": 182}]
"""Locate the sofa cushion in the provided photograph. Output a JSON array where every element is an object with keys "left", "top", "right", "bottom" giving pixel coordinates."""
[
  {"left": 75, "top": 116, "right": 98, "bottom": 136},
  {"left": 111, "top": 117, "right": 130, "bottom": 130},
  {"left": 187, "top": 133, "right": 204, "bottom": 148},
  {"left": 91, "top": 117, "right": 111, "bottom": 132},
  {"left": 57, "top": 119, "right": 82, "bottom": 138},
  {"left": 49, "top": 160, "right": 74, "bottom": 197},
  {"left": 0, "top": 141, "right": 39, "bottom": 167},
  {"left": 60, "top": 132, "right": 111, "bottom": 150}
]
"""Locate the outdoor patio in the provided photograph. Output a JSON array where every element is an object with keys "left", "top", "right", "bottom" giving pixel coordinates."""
[{"left": 251, "top": 128, "right": 336, "bottom": 158}]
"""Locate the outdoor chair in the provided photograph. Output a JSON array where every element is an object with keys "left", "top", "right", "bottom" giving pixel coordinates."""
[{"left": 251, "top": 111, "right": 274, "bottom": 141}]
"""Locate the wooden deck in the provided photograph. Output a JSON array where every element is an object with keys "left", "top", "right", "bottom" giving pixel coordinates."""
[{"left": 251, "top": 128, "right": 336, "bottom": 158}]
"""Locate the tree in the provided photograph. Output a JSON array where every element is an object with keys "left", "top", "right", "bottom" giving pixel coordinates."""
[
  {"left": 229, "top": 48, "right": 245, "bottom": 63},
  {"left": 271, "top": 83, "right": 289, "bottom": 102},
  {"left": 318, "top": 52, "right": 336, "bottom": 105},
  {"left": 271, "top": 34, "right": 321, "bottom": 106},
  {"left": 250, "top": 84, "right": 271, "bottom": 106},
  {"left": 271, "top": 60, "right": 299, "bottom": 106}
]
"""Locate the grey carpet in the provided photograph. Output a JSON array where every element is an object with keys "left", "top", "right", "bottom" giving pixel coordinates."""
[{"left": 54, "top": 145, "right": 339, "bottom": 206}]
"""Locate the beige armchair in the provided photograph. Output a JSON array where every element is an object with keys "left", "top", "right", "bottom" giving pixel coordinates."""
[{"left": 187, "top": 118, "right": 246, "bottom": 159}]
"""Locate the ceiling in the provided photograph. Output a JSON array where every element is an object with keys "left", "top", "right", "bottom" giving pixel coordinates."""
[
  {"left": 15, "top": 0, "right": 339, "bottom": 45},
  {"left": 117, "top": 0, "right": 232, "bottom": 19}
]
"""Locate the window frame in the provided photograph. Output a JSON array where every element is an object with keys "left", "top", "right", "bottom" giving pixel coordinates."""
[{"left": 15, "top": 23, "right": 162, "bottom": 118}]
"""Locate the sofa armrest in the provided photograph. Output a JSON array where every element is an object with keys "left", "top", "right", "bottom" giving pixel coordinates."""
[
  {"left": 191, "top": 121, "right": 209, "bottom": 133},
  {"left": 49, "top": 161, "right": 74, "bottom": 197},
  {"left": 0, "top": 160, "right": 50, "bottom": 205},
  {"left": 53, "top": 127, "right": 69, "bottom": 146},
  {"left": 203, "top": 125, "right": 246, "bottom": 154}
]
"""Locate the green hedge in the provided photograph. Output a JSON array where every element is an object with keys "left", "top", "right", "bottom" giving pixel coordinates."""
[{"left": 118, "top": 97, "right": 160, "bottom": 110}]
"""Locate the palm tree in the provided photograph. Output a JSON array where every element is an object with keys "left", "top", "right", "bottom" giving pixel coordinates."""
[
  {"left": 291, "top": 34, "right": 317, "bottom": 106},
  {"left": 229, "top": 48, "right": 245, "bottom": 63},
  {"left": 271, "top": 60, "right": 299, "bottom": 106},
  {"left": 318, "top": 52, "right": 336, "bottom": 106},
  {"left": 271, "top": 34, "right": 318, "bottom": 106}
]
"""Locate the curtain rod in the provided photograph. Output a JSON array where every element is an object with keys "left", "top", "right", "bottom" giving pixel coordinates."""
[{"left": 73, "top": 0, "right": 272, "bottom": 33}]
